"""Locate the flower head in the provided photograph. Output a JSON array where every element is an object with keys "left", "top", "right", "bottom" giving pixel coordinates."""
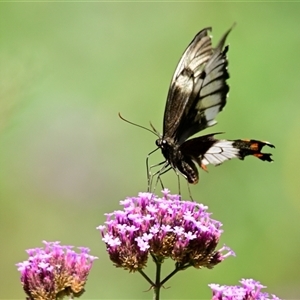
[
  {"left": 209, "top": 278, "right": 282, "bottom": 300},
  {"left": 97, "top": 189, "right": 234, "bottom": 272},
  {"left": 16, "top": 241, "right": 98, "bottom": 300}
]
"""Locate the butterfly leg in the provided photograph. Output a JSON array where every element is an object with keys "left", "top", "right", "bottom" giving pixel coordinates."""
[
  {"left": 158, "top": 176, "right": 165, "bottom": 191},
  {"left": 148, "top": 160, "right": 170, "bottom": 192},
  {"left": 152, "top": 163, "right": 172, "bottom": 193},
  {"left": 175, "top": 171, "right": 182, "bottom": 197},
  {"left": 186, "top": 181, "right": 193, "bottom": 201},
  {"left": 146, "top": 147, "right": 162, "bottom": 192}
]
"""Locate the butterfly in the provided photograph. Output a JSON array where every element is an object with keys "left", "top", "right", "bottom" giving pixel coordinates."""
[{"left": 150, "top": 25, "right": 274, "bottom": 186}]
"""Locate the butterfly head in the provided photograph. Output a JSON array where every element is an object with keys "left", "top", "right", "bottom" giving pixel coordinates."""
[{"left": 156, "top": 137, "right": 178, "bottom": 160}]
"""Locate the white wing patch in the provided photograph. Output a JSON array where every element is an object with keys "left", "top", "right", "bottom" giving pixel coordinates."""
[
  {"left": 202, "top": 140, "right": 240, "bottom": 166},
  {"left": 204, "top": 105, "right": 222, "bottom": 122}
]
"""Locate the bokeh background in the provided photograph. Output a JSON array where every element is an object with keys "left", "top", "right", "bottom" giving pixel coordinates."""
[{"left": 1, "top": 2, "right": 299, "bottom": 299}]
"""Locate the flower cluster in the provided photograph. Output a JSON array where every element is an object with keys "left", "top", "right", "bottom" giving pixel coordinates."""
[
  {"left": 16, "top": 241, "right": 98, "bottom": 300},
  {"left": 97, "top": 189, "right": 234, "bottom": 272},
  {"left": 209, "top": 278, "right": 281, "bottom": 300}
]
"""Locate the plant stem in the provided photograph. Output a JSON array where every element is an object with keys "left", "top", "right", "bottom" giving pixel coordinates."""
[
  {"left": 160, "top": 263, "right": 191, "bottom": 286},
  {"left": 139, "top": 257, "right": 191, "bottom": 299},
  {"left": 153, "top": 258, "right": 162, "bottom": 300},
  {"left": 138, "top": 269, "right": 155, "bottom": 287}
]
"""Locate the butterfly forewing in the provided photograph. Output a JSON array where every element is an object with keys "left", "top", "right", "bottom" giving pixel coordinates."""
[
  {"left": 162, "top": 28, "right": 213, "bottom": 140},
  {"left": 163, "top": 27, "right": 232, "bottom": 145},
  {"left": 170, "top": 27, "right": 212, "bottom": 84},
  {"left": 176, "top": 44, "right": 230, "bottom": 144}
]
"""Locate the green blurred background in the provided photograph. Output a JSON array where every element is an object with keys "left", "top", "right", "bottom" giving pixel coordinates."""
[{"left": 1, "top": 2, "right": 299, "bottom": 299}]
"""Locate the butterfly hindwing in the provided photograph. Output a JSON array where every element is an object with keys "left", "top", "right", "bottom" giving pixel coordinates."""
[{"left": 180, "top": 134, "right": 274, "bottom": 178}]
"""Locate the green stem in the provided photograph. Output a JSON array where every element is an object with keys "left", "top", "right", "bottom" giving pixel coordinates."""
[
  {"left": 151, "top": 252, "right": 158, "bottom": 263},
  {"left": 160, "top": 262, "right": 192, "bottom": 286},
  {"left": 138, "top": 269, "right": 155, "bottom": 287},
  {"left": 153, "top": 259, "right": 162, "bottom": 300},
  {"left": 138, "top": 257, "right": 191, "bottom": 299}
]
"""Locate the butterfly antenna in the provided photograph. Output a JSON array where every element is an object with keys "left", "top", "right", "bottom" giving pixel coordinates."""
[
  {"left": 118, "top": 113, "right": 159, "bottom": 137},
  {"left": 149, "top": 122, "right": 160, "bottom": 136}
]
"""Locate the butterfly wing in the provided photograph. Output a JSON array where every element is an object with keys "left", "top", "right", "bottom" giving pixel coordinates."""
[
  {"left": 180, "top": 134, "right": 275, "bottom": 171},
  {"left": 163, "top": 26, "right": 233, "bottom": 145}
]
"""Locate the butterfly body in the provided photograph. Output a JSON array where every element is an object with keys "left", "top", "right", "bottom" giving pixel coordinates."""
[
  {"left": 156, "top": 137, "right": 199, "bottom": 184},
  {"left": 155, "top": 25, "right": 274, "bottom": 185}
]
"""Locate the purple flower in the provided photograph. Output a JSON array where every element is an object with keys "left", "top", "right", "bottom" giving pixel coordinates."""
[
  {"left": 209, "top": 278, "right": 282, "bottom": 300},
  {"left": 97, "top": 189, "right": 234, "bottom": 272},
  {"left": 16, "top": 241, "right": 98, "bottom": 300}
]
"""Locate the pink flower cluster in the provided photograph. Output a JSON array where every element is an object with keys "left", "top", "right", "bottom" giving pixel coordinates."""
[
  {"left": 209, "top": 279, "right": 281, "bottom": 300},
  {"left": 16, "top": 241, "right": 97, "bottom": 300},
  {"left": 97, "top": 189, "right": 234, "bottom": 272}
]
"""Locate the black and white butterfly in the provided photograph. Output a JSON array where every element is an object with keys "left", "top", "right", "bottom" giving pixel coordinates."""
[{"left": 147, "top": 25, "right": 274, "bottom": 186}]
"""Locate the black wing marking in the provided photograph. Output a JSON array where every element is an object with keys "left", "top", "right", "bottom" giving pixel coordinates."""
[{"left": 162, "top": 26, "right": 234, "bottom": 145}]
